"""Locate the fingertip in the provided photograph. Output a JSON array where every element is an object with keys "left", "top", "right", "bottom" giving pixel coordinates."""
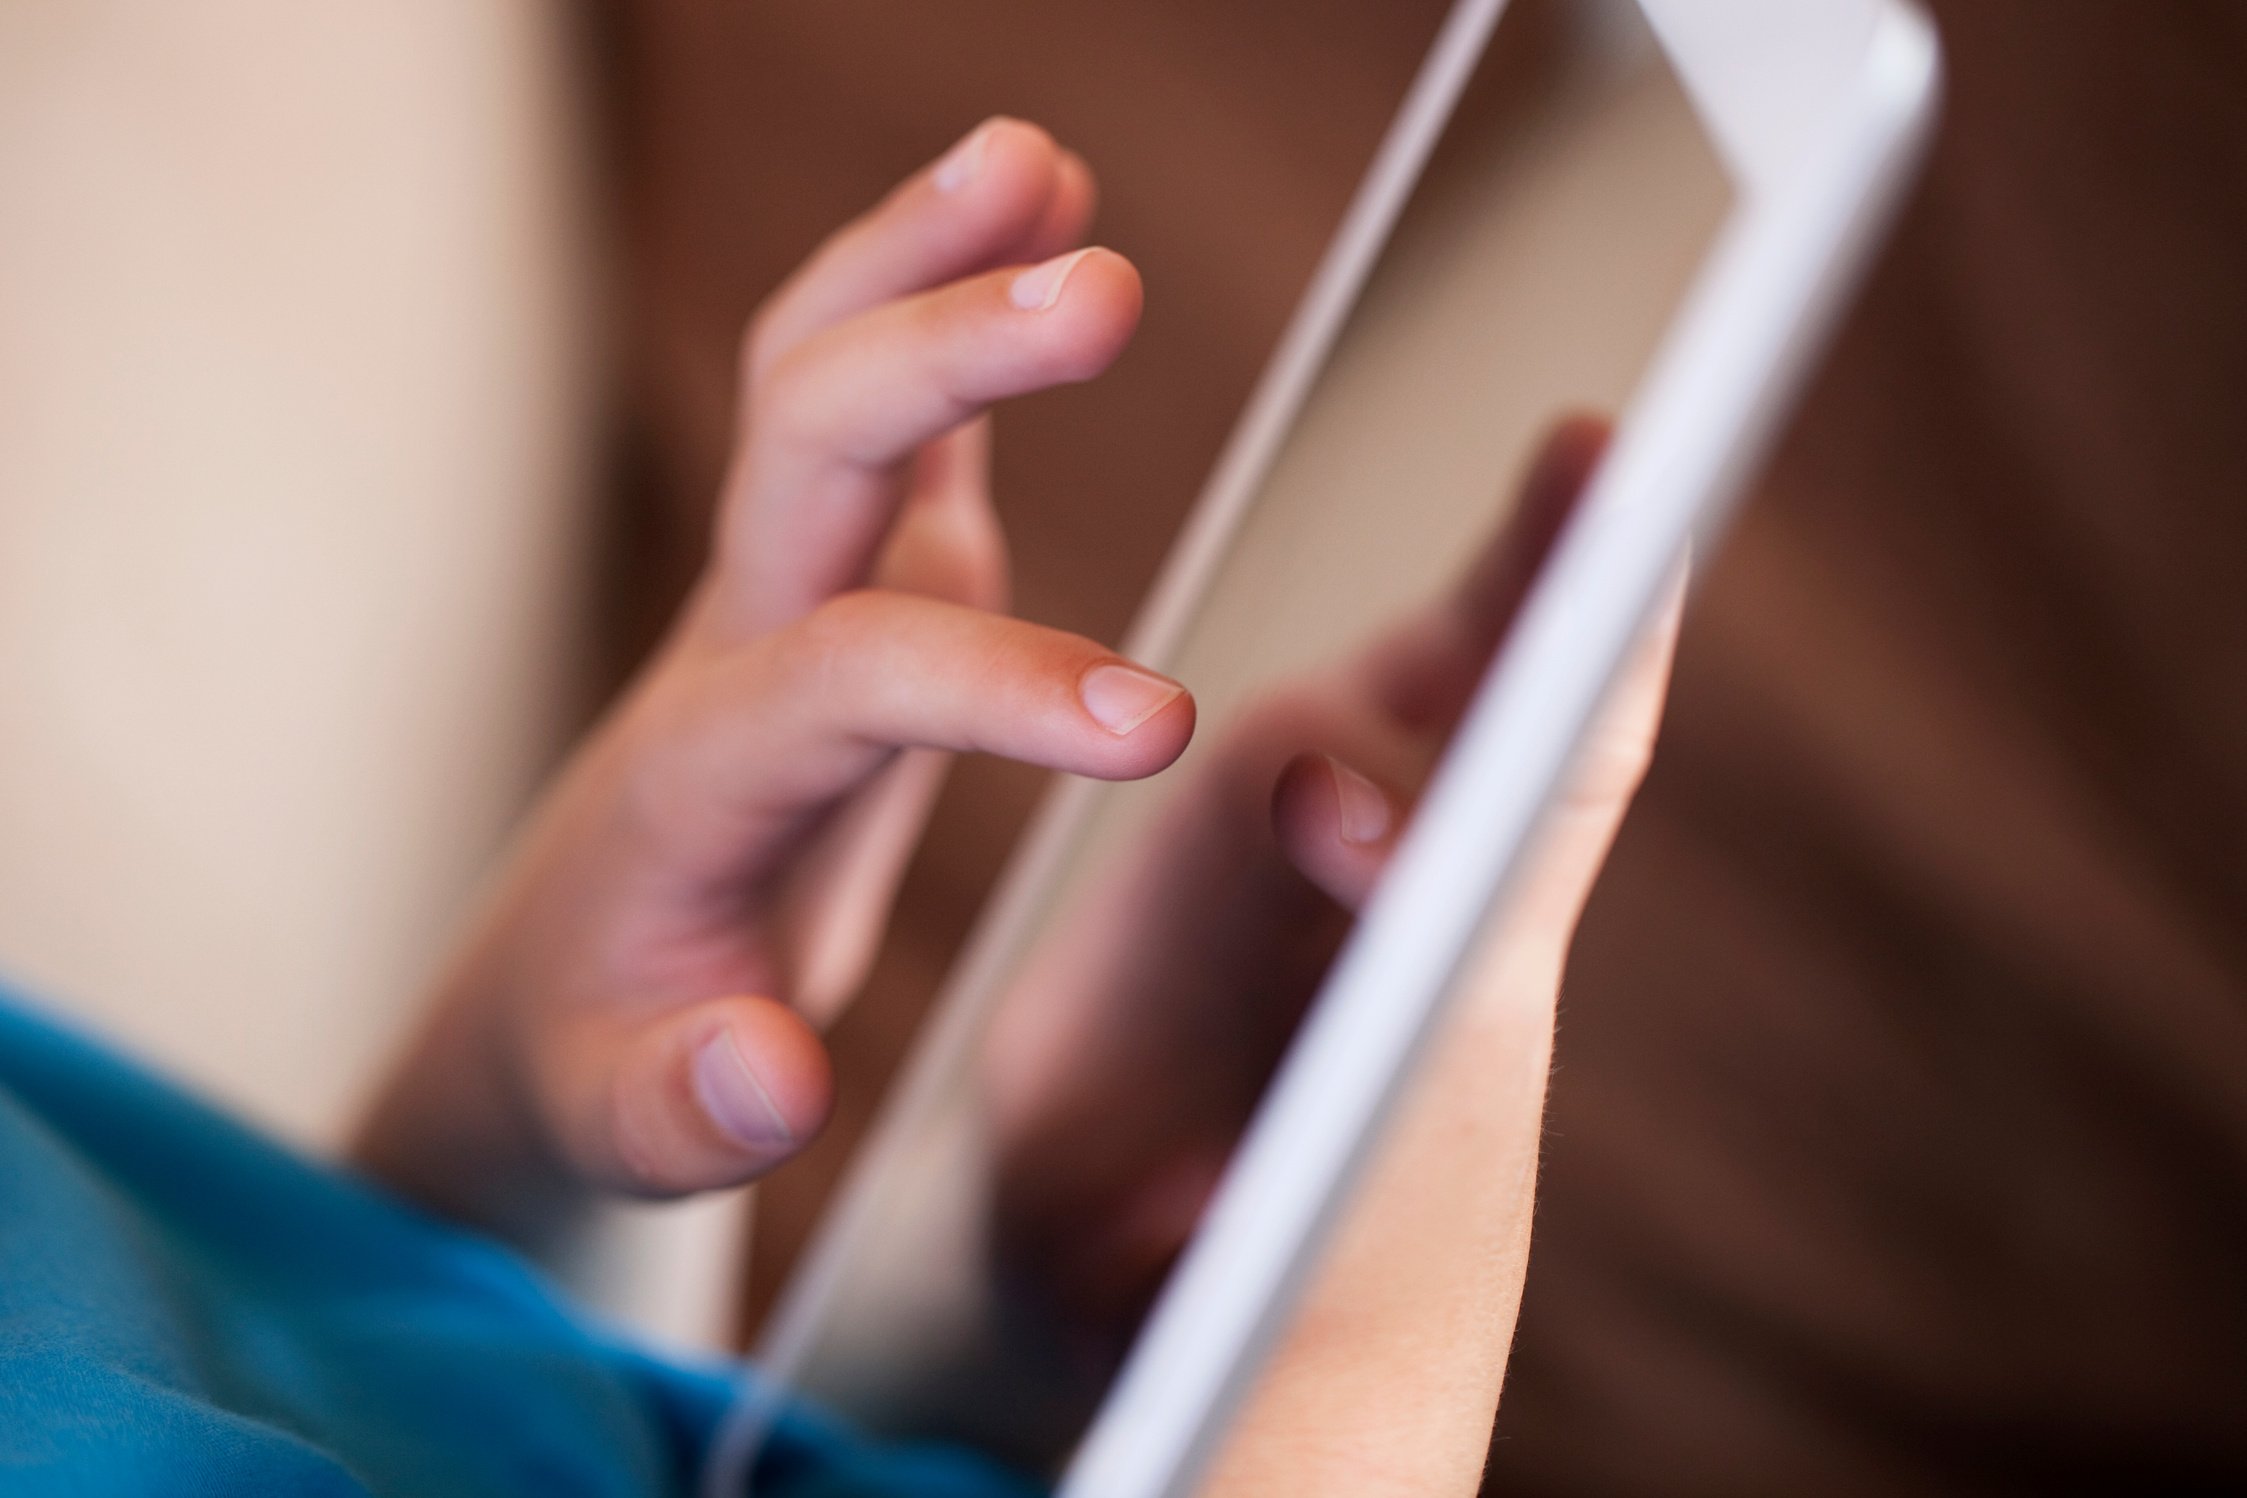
[
  {"left": 1073, "top": 246, "right": 1144, "bottom": 323},
  {"left": 691, "top": 1000, "right": 833, "bottom": 1154},
  {"left": 977, "top": 116, "right": 1062, "bottom": 173},
  {"left": 1134, "top": 684, "right": 1197, "bottom": 774},
  {"left": 1079, "top": 661, "right": 1185, "bottom": 735},
  {"left": 1076, "top": 661, "right": 1195, "bottom": 777},
  {"left": 1523, "top": 413, "right": 1612, "bottom": 518},
  {"left": 610, "top": 996, "right": 834, "bottom": 1196},
  {"left": 931, "top": 116, "right": 1067, "bottom": 232},
  {"left": 1007, "top": 246, "right": 1143, "bottom": 381}
]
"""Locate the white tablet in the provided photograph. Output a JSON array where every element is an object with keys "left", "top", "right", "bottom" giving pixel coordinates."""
[{"left": 708, "top": 2, "right": 1938, "bottom": 1494}]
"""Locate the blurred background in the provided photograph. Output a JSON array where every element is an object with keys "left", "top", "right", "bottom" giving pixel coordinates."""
[{"left": 1, "top": 2, "right": 2242, "bottom": 1492}]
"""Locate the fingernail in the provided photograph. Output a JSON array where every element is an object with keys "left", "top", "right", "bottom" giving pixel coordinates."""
[
  {"left": 1329, "top": 758, "right": 1393, "bottom": 845},
  {"left": 1080, "top": 662, "right": 1185, "bottom": 736},
  {"left": 932, "top": 120, "right": 995, "bottom": 193},
  {"left": 1010, "top": 247, "right": 1096, "bottom": 312},
  {"left": 691, "top": 1028, "right": 795, "bottom": 1155}
]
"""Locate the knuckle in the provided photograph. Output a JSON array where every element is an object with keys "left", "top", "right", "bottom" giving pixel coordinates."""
[
  {"left": 786, "top": 590, "right": 891, "bottom": 685},
  {"left": 801, "top": 586, "right": 890, "bottom": 640},
  {"left": 744, "top": 338, "right": 814, "bottom": 431}
]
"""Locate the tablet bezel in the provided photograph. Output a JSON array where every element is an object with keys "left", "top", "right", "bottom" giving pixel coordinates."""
[{"left": 708, "top": 4, "right": 1939, "bottom": 1495}]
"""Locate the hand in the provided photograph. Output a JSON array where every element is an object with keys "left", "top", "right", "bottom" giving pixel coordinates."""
[
  {"left": 353, "top": 121, "right": 1195, "bottom": 1237},
  {"left": 979, "top": 420, "right": 1612, "bottom": 1358},
  {"left": 1204, "top": 567, "right": 1682, "bottom": 1498}
]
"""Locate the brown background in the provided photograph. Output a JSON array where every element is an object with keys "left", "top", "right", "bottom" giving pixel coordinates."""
[{"left": 592, "top": 4, "right": 2247, "bottom": 1491}]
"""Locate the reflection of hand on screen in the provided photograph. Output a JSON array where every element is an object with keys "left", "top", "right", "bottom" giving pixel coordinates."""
[{"left": 979, "top": 416, "right": 1610, "bottom": 1363}]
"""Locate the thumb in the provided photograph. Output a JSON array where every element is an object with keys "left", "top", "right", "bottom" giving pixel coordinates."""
[{"left": 542, "top": 995, "right": 834, "bottom": 1197}]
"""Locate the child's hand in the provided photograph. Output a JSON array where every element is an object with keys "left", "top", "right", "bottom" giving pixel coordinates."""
[
  {"left": 976, "top": 420, "right": 1626, "bottom": 1344},
  {"left": 354, "top": 121, "right": 1194, "bottom": 1235}
]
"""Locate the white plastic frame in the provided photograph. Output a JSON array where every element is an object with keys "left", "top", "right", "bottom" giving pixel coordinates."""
[{"left": 708, "top": 3, "right": 1938, "bottom": 1495}]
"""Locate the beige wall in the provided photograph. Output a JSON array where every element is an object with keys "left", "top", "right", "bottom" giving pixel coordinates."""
[{"left": 0, "top": 3, "right": 597, "bottom": 1146}]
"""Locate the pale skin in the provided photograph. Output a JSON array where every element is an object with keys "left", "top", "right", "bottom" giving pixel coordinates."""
[{"left": 354, "top": 117, "right": 1679, "bottom": 1494}]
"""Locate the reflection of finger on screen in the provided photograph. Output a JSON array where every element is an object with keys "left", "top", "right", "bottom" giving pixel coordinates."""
[{"left": 1271, "top": 753, "right": 1399, "bottom": 911}]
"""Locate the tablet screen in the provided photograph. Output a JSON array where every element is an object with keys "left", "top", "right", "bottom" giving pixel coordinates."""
[{"left": 772, "top": 0, "right": 1731, "bottom": 1479}]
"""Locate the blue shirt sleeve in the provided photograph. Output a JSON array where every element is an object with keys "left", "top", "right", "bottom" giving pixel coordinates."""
[{"left": 0, "top": 985, "right": 1036, "bottom": 1498}]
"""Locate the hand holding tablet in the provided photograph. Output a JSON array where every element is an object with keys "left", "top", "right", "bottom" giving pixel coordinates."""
[
  {"left": 700, "top": 1, "right": 1939, "bottom": 1494},
  {"left": 979, "top": 417, "right": 1611, "bottom": 1360}
]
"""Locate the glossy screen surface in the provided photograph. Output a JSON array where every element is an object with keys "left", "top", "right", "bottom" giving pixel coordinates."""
[{"left": 772, "top": 0, "right": 1731, "bottom": 1482}]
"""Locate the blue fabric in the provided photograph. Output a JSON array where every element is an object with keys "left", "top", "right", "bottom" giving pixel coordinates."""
[{"left": 0, "top": 986, "right": 1039, "bottom": 1497}]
